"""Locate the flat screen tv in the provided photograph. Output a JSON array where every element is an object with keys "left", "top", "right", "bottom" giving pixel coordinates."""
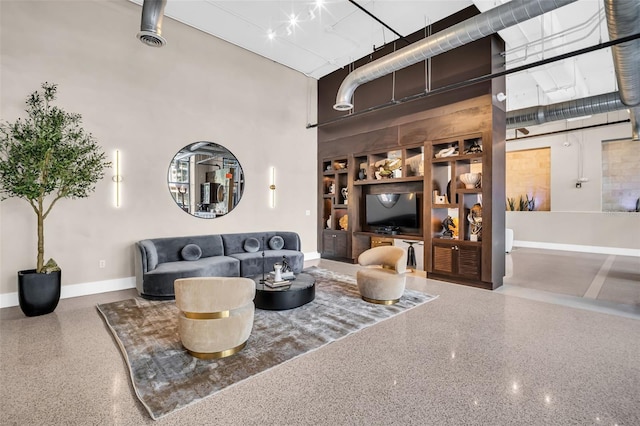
[{"left": 365, "top": 193, "right": 420, "bottom": 232}]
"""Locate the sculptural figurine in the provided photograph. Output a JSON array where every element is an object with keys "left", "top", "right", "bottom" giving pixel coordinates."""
[
  {"left": 341, "top": 187, "right": 348, "bottom": 204},
  {"left": 442, "top": 216, "right": 455, "bottom": 238},
  {"left": 281, "top": 256, "right": 291, "bottom": 273},
  {"left": 464, "top": 139, "right": 483, "bottom": 154},
  {"left": 467, "top": 203, "right": 482, "bottom": 241},
  {"left": 374, "top": 158, "right": 401, "bottom": 178}
]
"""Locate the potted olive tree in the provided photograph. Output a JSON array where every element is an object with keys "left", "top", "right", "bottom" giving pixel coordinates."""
[{"left": 0, "top": 83, "right": 111, "bottom": 316}]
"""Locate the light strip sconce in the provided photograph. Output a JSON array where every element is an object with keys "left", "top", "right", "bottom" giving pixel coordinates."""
[
  {"left": 112, "top": 150, "right": 123, "bottom": 208},
  {"left": 269, "top": 167, "right": 276, "bottom": 208}
]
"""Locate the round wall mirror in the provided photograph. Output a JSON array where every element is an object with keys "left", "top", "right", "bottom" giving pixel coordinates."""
[{"left": 167, "top": 141, "right": 245, "bottom": 218}]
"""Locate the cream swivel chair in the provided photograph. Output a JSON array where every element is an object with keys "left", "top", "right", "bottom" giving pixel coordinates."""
[
  {"left": 356, "top": 246, "right": 407, "bottom": 305},
  {"left": 174, "top": 277, "right": 255, "bottom": 359}
]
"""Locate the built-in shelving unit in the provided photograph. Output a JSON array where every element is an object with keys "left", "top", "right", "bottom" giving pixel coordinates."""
[
  {"left": 321, "top": 157, "right": 350, "bottom": 260},
  {"left": 319, "top": 128, "right": 502, "bottom": 289},
  {"left": 425, "top": 132, "right": 498, "bottom": 288}
]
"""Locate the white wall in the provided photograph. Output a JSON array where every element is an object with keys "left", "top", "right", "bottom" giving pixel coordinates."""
[
  {"left": 0, "top": 0, "right": 318, "bottom": 302},
  {"left": 506, "top": 113, "right": 640, "bottom": 254}
]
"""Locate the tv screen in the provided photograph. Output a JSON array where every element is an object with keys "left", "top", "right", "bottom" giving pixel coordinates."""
[{"left": 365, "top": 193, "right": 420, "bottom": 230}]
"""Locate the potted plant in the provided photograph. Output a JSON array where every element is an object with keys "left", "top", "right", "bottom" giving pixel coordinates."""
[{"left": 0, "top": 83, "right": 111, "bottom": 316}]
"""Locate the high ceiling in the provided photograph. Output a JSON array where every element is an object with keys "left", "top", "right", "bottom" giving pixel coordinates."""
[{"left": 131, "top": 0, "right": 617, "bottom": 112}]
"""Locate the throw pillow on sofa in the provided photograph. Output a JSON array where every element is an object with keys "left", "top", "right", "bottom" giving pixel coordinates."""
[
  {"left": 181, "top": 244, "right": 202, "bottom": 261},
  {"left": 268, "top": 235, "right": 285, "bottom": 250},
  {"left": 243, "top": 237, "right": 260, "bottom": 253}
]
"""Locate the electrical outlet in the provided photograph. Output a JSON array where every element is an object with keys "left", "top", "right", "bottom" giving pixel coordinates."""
[
  {"left": 575, "top": 182, "right": 582, "bottom": 188},
  {"left": 99, "top": 260, "right": 106, "bottom": 268},
  {"left": 305, "top": 210, "right": 311, "bottom": 216}
]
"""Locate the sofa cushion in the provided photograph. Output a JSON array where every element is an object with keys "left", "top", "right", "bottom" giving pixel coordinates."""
[
  {"left": 222, "top": 232, "right": 276, "bottom": 255},
  {"left": 243, "top": 237, "right": 260, "bottom": 253},
  {"left": 151, "top": 235, "right": 225, "bottom": 264},
  {"left": 138, "top": 240, "right": 158, "bottom": 271},
  {"left": 268, "top": 235, "right": 285, "bottom": 250},
  {"left": 143, "top": 256, "right": 241, "bottom": 297},
  {"left": 229, "top": 249, "right": 304, "bottom": 277},
  {"left": 181, "top": 244, "right": 202, "bottom": 261}
]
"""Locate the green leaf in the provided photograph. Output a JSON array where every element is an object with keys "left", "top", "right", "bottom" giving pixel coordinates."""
[{"left": 0, "top": 83, "right": 112, "bottom": 271}]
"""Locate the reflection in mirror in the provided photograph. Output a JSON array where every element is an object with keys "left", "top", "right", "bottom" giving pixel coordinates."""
[{"left": 168, "top": 141, "right": 245, "bottom": 218}]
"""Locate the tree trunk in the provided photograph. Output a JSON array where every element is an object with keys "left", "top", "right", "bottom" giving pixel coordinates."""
[{"left": 37, "top": 199, "right": 44, "bottom": 273}]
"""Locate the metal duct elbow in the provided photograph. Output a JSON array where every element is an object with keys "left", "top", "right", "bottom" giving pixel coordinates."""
[
  {"left": 137, "top": 0, "right": 167, "bottom": 48},
  {"left": 333, "top": 0, "right": 578, "bottom": 111},
  {"left": 604, "top": 0, "right": 640, "bottom": 107}
]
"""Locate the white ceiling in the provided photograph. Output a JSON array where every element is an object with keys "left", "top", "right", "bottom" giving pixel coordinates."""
[{"left": 131, "top": 0, "right": 618, "bottom": 111}]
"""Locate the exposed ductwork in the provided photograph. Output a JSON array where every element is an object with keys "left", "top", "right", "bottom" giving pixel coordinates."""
[
  {"left": 604, "top": 0, "right": 640, "bottom": 140},
  {"left": 509, "top": 0, "right": 640, "bottom": 140},
  {"left": 333, "top": 0, "right": 578, "bottom": 111},
  {"left": 137, "top": 0, "right": 167, "bottom": 48},
  {"left": 506, "top": 92, "right": 626, "bottom": 129},
  {"left": 604, "top": 0, "right": 640, "bottom": 107}
]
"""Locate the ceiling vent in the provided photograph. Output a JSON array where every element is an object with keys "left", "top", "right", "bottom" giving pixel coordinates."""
[{"left": 137, "top": 0, "right": 167, "bottom": 48}]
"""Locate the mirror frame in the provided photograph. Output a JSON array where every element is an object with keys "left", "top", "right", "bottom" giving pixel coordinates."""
[{"left": 167, "top": 141, "right": 245, "bottom": 218}]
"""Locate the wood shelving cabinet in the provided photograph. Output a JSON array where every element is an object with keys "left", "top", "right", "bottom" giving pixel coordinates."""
[
  {"left": 321, "top": 157, "right": 351, "bottom": 260},
  {"left": 432, "top": 239, "right": 481, "bottom": 280},
  {"left": 318, "top": 129, "right": 502, "bottom": 290},
  {"left": 426, "top": 132, "right": 495, "bottom": 288}
]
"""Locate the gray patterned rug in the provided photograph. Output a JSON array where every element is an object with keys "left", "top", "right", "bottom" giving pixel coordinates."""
[{"left": 96, "top": 267, "right": 437, "bottom": 420}]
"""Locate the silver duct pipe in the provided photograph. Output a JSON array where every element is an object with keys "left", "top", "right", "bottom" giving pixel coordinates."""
[
  {"left": 333, "top": 0, "right": 578, "bottom": 111},
  {"left": 604, "top": 0, "right": 640, "bottom": 140},
  {"left": 137, "top": 0, "right": 167, "bottom": 48},
  {"left": 506, "top": 92, "right": 625, "bottom": 128},
  {"left": 604, "top": 0, "right": 640, "bottom": 107}
]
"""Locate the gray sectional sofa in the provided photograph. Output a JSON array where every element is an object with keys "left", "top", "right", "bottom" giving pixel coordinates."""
[{"left": 135, "top": 231, "right": 304, "bottom": 299}]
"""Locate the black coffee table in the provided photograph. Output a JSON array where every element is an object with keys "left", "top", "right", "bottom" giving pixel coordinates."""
[{"left": 251, "top": 272, "right": 316, "bottom": 310}]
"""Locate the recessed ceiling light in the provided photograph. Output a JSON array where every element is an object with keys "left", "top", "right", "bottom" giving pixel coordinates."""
[
  {"left": 267, "top": 30, "right": 275, "bottom": 40},
  {"left": 289, "top": 14, "right": 298, "bottom": 27}
]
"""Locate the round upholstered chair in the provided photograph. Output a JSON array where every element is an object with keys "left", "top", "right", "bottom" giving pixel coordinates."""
[
  {"left": 174, "top": 277, "right": 255, "bottom": 359},
  {"left": 356, "top": 246, "right": 407, "bottom": 305}
]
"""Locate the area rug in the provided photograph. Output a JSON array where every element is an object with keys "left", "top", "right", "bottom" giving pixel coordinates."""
[{"left": 97, "top": 267, "right": 437, "bottom": 420}]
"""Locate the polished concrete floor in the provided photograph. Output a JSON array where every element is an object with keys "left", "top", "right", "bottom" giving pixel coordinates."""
[
  {"left": 501, "top": 247, "right": 640, "bottom": 320},
  {"left": 1, "top": 255, "right": 639, "bottom": 425}
]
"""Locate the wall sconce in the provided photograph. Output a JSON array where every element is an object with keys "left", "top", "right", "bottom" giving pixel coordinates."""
[
  {"left": 112, "top": 150, "right": 123, "bottom": 208},
  {"left": 269, "top": 167, "right": 276, "bottom": 208}
]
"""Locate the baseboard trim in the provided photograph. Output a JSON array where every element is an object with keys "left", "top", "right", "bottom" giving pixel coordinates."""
[
  {"left": 0, "top": 277, "right": 137, "bottom": 309},
  {"left": 1, "top": 251, "right": 324, "bottom": 308},
  {"left": 305, "top": 251, "right": 321, "bottom": 261},
  {"left": 514, "top": 240, "right": 640, "bottom": 257}
]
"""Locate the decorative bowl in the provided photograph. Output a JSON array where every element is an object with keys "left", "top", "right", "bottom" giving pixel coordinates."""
[{"left": 459, "top": 172, "right": 481, "bottom": 189}]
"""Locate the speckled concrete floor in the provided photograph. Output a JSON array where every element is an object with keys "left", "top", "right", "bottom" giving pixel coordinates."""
[
  {"left": 502, "top": 247, "right": 640, "bottom": 319},
  {"left": 1, "top": 258, "right": 639, "bottom": 425}
]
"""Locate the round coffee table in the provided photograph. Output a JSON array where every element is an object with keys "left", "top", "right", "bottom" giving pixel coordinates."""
[{"left": 251, "top": 272, "right": 316, "bottom": 310}]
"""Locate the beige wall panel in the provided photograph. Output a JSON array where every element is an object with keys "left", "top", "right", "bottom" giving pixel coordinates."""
[
  {"left": 506, "top": 148, "right": 550, "bottom": 211},
  {"left": 0, "top": 0, "right": 318, "bottom": 295},
  {"left": 602, "top": 140, "right": 640, "bottom": 212}
]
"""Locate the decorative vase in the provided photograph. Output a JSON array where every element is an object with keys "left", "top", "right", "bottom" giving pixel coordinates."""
[
  {"left": 18, "top": 269, "right": 61, "bottom": 317},
  {"left": 358, "top": 170, "right": 366, "bottom": 180},
  {"left": 460, "top": 172, "right": 481, "bottom": 189},
  {"left": 273, "top": 263, "right": 283, "bottom": 282}
]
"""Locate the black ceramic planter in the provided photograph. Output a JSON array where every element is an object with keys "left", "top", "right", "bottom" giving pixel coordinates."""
[{"left": 18, "top": 269, "right": 61, "bottom": 317}]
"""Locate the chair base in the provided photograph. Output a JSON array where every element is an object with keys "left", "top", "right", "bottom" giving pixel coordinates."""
[
  {"left": 361, "top": 295, "right": 400, "bottom": 305},
  {"left": 187, "top": 341, "right": 246, "bottom": 360}
]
